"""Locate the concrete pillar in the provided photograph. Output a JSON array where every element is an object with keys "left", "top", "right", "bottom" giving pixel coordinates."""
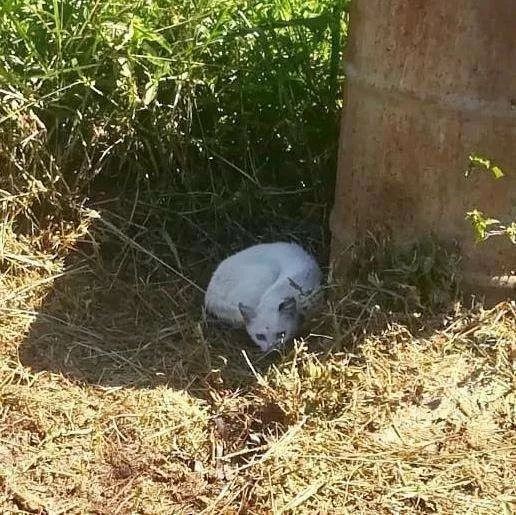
[{"left": 331, "top": 0, "right": 515, "bottom": 299}]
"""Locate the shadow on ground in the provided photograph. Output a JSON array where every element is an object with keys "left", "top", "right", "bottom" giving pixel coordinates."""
[
  {"left": 18, "top": 267, "right": 269, "bottom": 393},
  {"left": 17, "top": 210, "right": 463, "bottom": 397},
  {"left": 17, "top": 215, "right": 331, "bottom": 395}
]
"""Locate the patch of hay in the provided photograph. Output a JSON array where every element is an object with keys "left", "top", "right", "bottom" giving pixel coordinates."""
[{"left": 0, "top": 212, "right": 514, "bottom": 513}]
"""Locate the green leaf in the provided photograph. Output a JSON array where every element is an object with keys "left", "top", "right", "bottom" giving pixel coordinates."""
[
  {"left": 490, "top": 165, "right": 504, "bottom": 179},
  {"left": 506, "top": 223, "right": 516, "bottom": 244},
  {"left": 469, "top": 154, "right": 490, "bottom": 169},
  {"left": 466, "top": 210, "right": 487, "bottom": 242}
]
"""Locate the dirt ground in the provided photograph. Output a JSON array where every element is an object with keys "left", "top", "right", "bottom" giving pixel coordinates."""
[{"left": 0, "top": 212, "right": 514, "bottom": 514}]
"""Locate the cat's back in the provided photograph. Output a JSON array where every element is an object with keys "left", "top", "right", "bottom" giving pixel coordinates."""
[
  {"left": 206, "top": 241, "right": 319, "bottom": 303},
  {"left": 219, "top": 241, "right": 315, "bottom": 271}
]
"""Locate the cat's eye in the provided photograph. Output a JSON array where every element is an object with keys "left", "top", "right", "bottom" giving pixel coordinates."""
[
  {"left": 276, "top": 331, "right": 286, "bottom": 340},
  {"left": 255, "top": 334, "right": 266, "bottom": 342}
]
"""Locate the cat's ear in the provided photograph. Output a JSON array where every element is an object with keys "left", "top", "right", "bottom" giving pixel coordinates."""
[
  {"left": 239, "top": 303, "right": 256, "bottom": 323},
  {"left": 278, "top": 297, "right": 297, "bottom": 317}
]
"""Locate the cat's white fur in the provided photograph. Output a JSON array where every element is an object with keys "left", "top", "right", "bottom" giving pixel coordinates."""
[{"left": 204, "top": 242, "right": 323, "bottom": 351}]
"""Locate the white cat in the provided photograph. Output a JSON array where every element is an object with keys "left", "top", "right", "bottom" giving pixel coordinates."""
[{"left": 204, "top": 242, "right": 323, "bottom": 351}]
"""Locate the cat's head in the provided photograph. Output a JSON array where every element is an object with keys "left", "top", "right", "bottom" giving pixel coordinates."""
[{"left": 238, "top": 297, "right": 299, "bottom": 351}]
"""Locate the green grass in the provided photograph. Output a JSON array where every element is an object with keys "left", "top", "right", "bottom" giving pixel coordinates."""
[{"left": 1, "top": 0, "right": 347, "bottom": 239}]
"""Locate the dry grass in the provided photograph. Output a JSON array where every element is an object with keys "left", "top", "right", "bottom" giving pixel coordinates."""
[{"left": 1, "top": 208, "right": 515, "bottom": 514}]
